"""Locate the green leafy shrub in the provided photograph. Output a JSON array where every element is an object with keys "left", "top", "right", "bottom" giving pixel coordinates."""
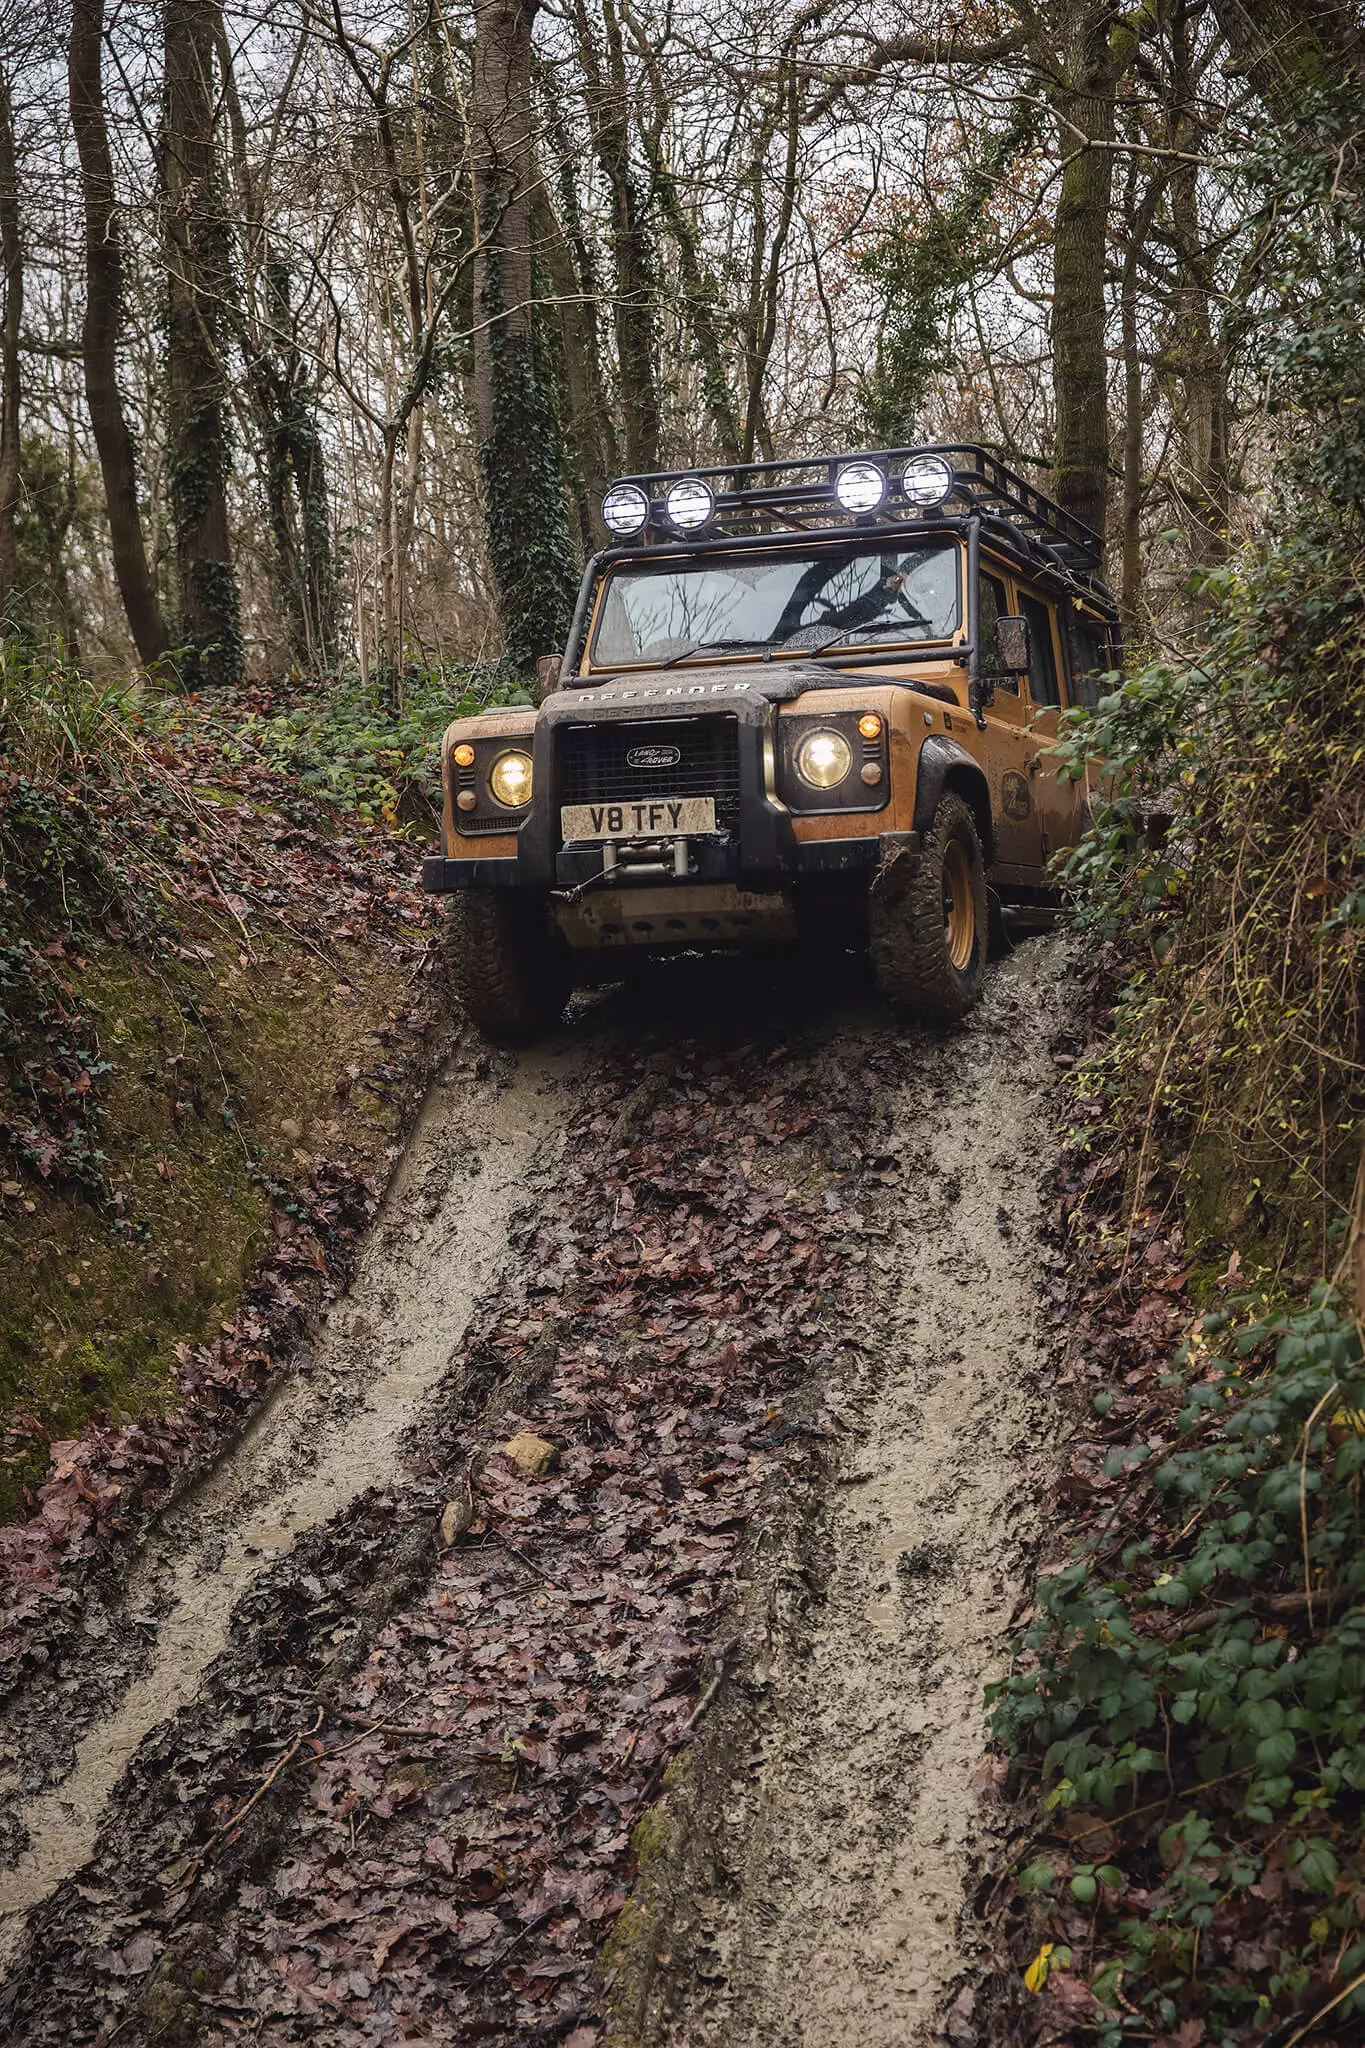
[
  {"left": 220, "top": 661, "right": 529, "bottom": 824},
  {"left": 990, "top": 1290, "right": 1365, "bottom": 2035}
]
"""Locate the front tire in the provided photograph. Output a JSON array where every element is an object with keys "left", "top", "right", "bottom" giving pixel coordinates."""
[
  {"left": 870, "top": 791, "right": 988, "bottom": 1021},
  {"left": 443, "top": 890, "right": 571, "bottom": 1043}
]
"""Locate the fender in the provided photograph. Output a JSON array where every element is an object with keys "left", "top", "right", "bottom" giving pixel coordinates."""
[{"left": 912, "top": 734, "right": 995, "bottom": 861}]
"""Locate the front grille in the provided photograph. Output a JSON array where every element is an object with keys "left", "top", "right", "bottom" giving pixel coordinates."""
[{"left": 558, "top": 717, "right": 741, "bottom": 832}]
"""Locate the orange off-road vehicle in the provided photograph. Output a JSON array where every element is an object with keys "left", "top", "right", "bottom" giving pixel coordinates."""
[{"left": 423, "top": 445, "right": 1119, "bottom": 1039}]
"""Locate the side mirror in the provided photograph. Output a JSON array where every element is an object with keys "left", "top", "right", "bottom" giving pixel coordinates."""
[
  {"left": 995, "top": 616, "right": 1031, "bottom": 674},
  {"left": 535, "top": 652, "right": 563, "bottom": 698}
]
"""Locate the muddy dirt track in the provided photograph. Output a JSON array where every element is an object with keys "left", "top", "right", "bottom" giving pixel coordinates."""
[{"left": 0, "top": 941, "right": 1073, "bottom": 2047}]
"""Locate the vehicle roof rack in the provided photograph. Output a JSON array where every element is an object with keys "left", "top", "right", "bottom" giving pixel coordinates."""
[{"left": 608, "top": 442, "right": 1104, "bottom": 574}]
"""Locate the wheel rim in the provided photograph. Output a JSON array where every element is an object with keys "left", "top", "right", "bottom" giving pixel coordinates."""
[{"left": 942, "top": 838, "right": 976, "bottom": 970}]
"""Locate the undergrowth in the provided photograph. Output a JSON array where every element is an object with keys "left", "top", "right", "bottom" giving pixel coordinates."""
[
  {"left": 218, "top": 660, "right": 529, "bottom": 823},
  {"left": 0, "top": 641, "right": 149, "bottom": 1190},
  {"left": 990, "top": 93, "right": 1365, "bottom": 2047}
]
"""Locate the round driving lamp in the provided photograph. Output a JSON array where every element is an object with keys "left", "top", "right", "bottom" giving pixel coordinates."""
[
  {"left": 664, "top": 477, "right": 715, "bottom": 532},
  {"left": 835, "top": 461, "right": 888, "bottom": 516},
  {"left": 602, "top": 483, "right": 649, "bottom": 537},
  {"left": 795, "top": 729, "right": 853, "bottom": 790},
  {"left": 489, "top": 749, "right": 534, "bottom": 807},
  {"left": 900, "top": 455, "right": 954, "bottom": 508}
]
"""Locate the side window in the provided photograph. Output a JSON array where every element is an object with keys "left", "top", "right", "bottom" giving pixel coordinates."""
[
  {"left": 979, "top": 572, "right": 1016, "bottom": 691},
  {"left": 1019, "top": 592, "right": 1061, "bottom": 710},
  {"left": 1071, "top": 615, "right": 1113, "bottom": 710}
]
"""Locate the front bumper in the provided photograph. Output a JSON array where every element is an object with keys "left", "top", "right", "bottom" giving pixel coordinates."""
[{"left": 422, "top": 831, "right": 919, "bottom": 894}]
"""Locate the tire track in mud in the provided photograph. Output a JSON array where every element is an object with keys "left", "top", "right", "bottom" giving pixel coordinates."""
[
  {"left": 0, "top": 947, "right": 1073, "bottom": 2047},
  {"left": 0, "top": 1036, "right": 581, "bottom": 1976},
  {"left": 612, "top": 941, "right": 1074, "bottom": 2048}
]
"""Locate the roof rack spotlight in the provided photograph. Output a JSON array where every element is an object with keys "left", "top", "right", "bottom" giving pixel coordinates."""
[
  {"left": 900, "top": 454, "right": 954, "bottom": 508},
  {"left": 601, "top": 482, "right": 649, "bottom": 537},
  {"left": 834, "top": 459, "right": 888, "bottom": 515},
  {"left": 664, "top": 476, "right": 715, "bottom": 532},
  {"left": 591, "top": 445, "right": 1104, "bottom": 573}
]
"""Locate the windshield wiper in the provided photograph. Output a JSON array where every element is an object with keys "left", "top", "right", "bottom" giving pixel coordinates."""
[{"left": 656, "top": 638, "right": 772, "bottom": 667}]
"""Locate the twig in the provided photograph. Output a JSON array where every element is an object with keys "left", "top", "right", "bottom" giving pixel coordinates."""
[
  {"left": 489, "top": 1527, "right": 567, "bottom": 1591},
  {"left": 466, "top": 1904, "right": 558, "bottom": 1987},
  {"left": 1279, "top": 1965, "right": 1365, "bottom": 2048},
  {"left": 626, "top": 1635, "right": 743, "bottom": 1818},
  {"left": 188, "top": 1705, "right": 325, "bottom": 1874},
  {"left": 1296, "top": 1380, "right": 1339, "bottom": 1631}
]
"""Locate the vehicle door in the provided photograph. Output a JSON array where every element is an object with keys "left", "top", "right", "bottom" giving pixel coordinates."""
[
  {"left": 1017, "top": 589, "right": 1083, "bottom": 861},
  {"left": 978, "top": 563, "right": 1046, "bottom": 877}
]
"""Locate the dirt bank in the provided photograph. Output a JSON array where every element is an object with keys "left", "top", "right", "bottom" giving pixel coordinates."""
[{"left": 0, "top": 943, "right": 1073, "bottom": 2045}]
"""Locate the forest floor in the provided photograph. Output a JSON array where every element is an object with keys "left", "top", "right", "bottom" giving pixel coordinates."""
[{"left": 0, "top": 935, "right": 1077, "bottom": 2046}]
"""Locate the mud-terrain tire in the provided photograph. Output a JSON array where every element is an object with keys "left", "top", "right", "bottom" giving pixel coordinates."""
[
  {"left": 870, "top": 791, "right": 988, "bottom": 1021},
  {"left": 443, "top": 890, "right": 572, "bottom": 1043}
]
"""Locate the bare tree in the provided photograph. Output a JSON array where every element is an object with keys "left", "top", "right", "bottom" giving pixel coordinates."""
[
  {"left": 0, "top": 55, "right": 20, "bottom": 611},
  {"left": 68, "top": 0, "right": 170, "bottom": 667},
  {"left": 163, "top": 0, "right": 241, "bottom": 684}
]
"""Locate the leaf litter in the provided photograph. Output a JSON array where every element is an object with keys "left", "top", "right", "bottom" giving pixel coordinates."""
[{"left": 0, "top": 985, "right": 905, "bottom": 2044}]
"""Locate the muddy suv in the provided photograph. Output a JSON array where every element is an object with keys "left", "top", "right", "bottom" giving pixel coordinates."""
[{"left": 423, "top": 445, "right": 1120, "bottom": 1040}]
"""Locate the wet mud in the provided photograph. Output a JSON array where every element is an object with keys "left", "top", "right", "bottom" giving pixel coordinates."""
[
  {"left": 630, "top": 943, "right": 1073, "bottom": 2047},
  {"left": 0, "top": 943, "right": 1073, "bottom": 2046},
  {"left": 0, "top": 1038, "right": 577, "bottom": 1967}
]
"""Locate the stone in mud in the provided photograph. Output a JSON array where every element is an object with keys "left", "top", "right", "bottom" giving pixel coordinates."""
[{"left": 502, "top": 1431, "right": 556, "bottom": 1476}]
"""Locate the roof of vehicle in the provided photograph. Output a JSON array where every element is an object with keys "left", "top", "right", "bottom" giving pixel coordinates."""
[{"left": 604, "top": 442, "right": 1109, "bottom": 588}]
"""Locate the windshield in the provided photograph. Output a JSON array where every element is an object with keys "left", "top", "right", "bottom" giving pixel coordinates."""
[{"left": 589, "top": 541, "right": 962, "bottom": 667}]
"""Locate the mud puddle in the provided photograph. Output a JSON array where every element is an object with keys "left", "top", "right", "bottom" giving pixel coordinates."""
[
  {"left": 625, "top": 939, "right": 1074, "bottom": 2047},
  {"left": 0, "top": 1038, "right": 579, "bottom": 1973}
]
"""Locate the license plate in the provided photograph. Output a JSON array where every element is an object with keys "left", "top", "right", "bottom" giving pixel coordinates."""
[{"left": 560, "top": 796, "right": 718, "bottom": 841}]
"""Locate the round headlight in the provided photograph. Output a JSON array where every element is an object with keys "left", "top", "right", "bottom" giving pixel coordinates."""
[
  {"left": 900, "top": 455, "right": 954, "bottom": 508},
  {"left": 489, "top": 750, "right": 533, "bottom": 807},
  {"left": 665, "top": 477, "right": 715, "bottom": 531},
  {"left": 602, "top": 483, "right": 649, "bottom": 536},
  {"left": 835, "top": 460, "right": 887, "bottom": 516},
  {"left": 795, "top": 729, "right": 853, "bottom": 790}
]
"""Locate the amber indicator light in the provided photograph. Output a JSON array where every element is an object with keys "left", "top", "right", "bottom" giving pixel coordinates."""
[
  {"left": 453, "top": 742, "right": 476, "bottom": 768},
  {"left": 858, "top": 713, "right": 882, "bottom": 739}
]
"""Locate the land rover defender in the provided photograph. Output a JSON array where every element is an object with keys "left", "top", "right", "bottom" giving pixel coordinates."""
[{"left": 422, "top": 444, "right": 1120, "bottom": 1039}]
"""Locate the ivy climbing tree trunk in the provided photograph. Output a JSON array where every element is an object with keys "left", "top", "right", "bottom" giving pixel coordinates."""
[
  {"left": 569, "top": 0, "right": 662, "bottom": 474},
  {"left": 0, "top": 61, "right": 21, "bottom": 613},
  {"left": 1048, "top": 0, "right": 1123, "bottom": 549},
  {"left": 163, "top": 0, "right": 242, "bottom": 687},
  {"left": 471, "top": 0, "right": 578, "bottom": 671},
  {"left": 69, "top": 0, "right": 170, "bottom": 669}
]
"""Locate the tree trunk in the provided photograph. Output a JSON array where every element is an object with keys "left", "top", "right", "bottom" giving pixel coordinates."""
[
  {"left": 1168, "top": 1, "right": 1229, "bottom": 565},
  {"left": 1050, "top": 42, "right": 1117, "bottom": 547},
  {"left": 163, "top": 0, "right": 241, "bottom": 686},
  {"left": 216, "top": 21, "right": 335, "bottom": 671},
  {"left": 471, "top": 0, "right": 578, "bottom": 670},
  {"left": 570, "top": 0, "right": 661, "bottom": 474},
  {"left": 1208, "top": 0, "right": 1365, "bottom": 120},
  {"left": 0, "top": 64, "right": 22, "bottom": 612},
  {"left": 69, "top": 0, "right": 170, "bottom": 667}
]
